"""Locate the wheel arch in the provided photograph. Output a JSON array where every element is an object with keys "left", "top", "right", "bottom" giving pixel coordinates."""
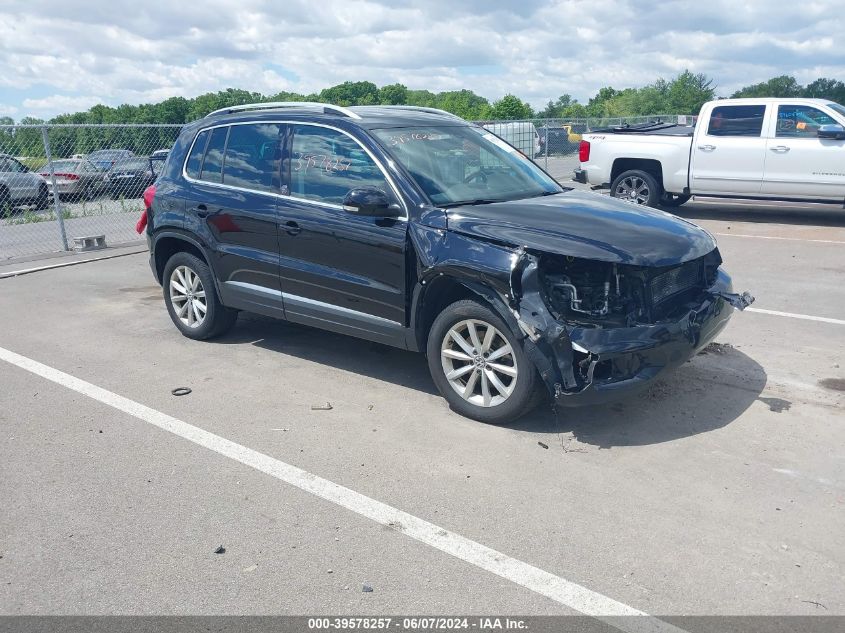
[
  {"left": 610, "top": 158, "right": 665, "bottom": 191},
  {"left": 410, "top": 270, "right": 519, "bottom": 354},
  {"left": 151, "top": 231, "right": 213, "bottom": 285}
]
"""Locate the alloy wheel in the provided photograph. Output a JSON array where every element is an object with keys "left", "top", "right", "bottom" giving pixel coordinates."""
[
  {"left": 169, "top": 265, "right": 207, "bottom": 328},
  {"left": 440, "top": 319, "right": 518, "bottom": 407},
  {"left": 615, "top": 176, "right": 650, "bottom": 204}
]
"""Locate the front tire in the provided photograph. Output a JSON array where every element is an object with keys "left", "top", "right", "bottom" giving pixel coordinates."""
[
  {"left": 162, "top": 252, "right": 237, "bottom": 340},
  {"left": 610, "top": 169, "right": 661, "bottom": 207},
  {"left": 660, "top": 192, "right": 691, "bottom": 207},
  {"left": 426, "top": 299, "right": 544, "bottom": 424}
]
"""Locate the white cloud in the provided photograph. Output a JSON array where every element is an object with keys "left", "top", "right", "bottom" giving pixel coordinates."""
[{"left": 0, "top": 0, "right": 842, "bottom": 119}]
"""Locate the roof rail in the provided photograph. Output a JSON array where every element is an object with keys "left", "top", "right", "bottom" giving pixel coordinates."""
[
  {"left": 379, "top": 106, "right": 465, "bottom": 121},
  {"left": 204, "top": 101, "right": 362, "bottom": 120}
]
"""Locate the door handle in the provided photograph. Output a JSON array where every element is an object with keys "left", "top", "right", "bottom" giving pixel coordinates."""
[
  {"left": 697, "top": 144, "right": 716, "bottom": 151},
  {"left": 284, "top": 220, "right": 301, "bottom": 236},
  {"left": 194, "top": 204, "right": 209, "bottom": 218},
  {"left": 769, "top": 145, "right": 791, "bottom": 153}
]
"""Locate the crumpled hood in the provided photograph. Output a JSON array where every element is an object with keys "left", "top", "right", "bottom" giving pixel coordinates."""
[{"left": 444, "top": 190, "right": 716, "bottom": 266}]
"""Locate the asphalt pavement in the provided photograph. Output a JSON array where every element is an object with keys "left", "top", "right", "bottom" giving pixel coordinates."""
[{"left": 0, "top": 195, "right": 843, "bottom": 621}]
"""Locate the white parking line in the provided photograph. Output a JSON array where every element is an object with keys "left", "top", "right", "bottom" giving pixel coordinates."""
[
  {"left": 0, "top": 344, "right": 684, "bottom": 633},
  {"left": 746, "top": 307, "right": 845, "bottom": 326},
  {"left": 715, "top": 233, "right": 845, "bottom": 245}
]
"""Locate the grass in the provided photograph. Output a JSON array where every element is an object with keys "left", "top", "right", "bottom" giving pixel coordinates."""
[{"left": 2, "top": 197, "right": 144, "bottom": 226}]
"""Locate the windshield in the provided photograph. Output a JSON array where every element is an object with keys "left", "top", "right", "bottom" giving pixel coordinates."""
[
  {"left": 372, "top": 126, "right": 562, "bottom": 206},
  {"left": 828, "top": 102, "right": 845, "bottom": 120}
]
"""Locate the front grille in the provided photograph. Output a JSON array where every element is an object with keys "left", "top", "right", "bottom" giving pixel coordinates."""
[{"left": 650, "top": 260, "right": 703, "bottom": 305}]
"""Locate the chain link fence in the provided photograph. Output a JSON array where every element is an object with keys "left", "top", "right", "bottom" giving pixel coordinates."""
[
  {"left": 474, "top": 115, "right": 693, "bottom": 182},
  {"left": 1, "top": 115, "right": 693, "bottom": 262},
  {"left": 1, "top": 124, "right": 182, "bottom": 261}
]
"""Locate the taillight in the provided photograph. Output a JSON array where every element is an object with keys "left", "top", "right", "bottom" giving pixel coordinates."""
[
  {"left": 136, "top": 184, "right": 155, "bottom": 234},
  {"left": 41, "top": 172, "right": 80, "bottom": 180},
  {"left": 143, "top": 184, "right": 156, "bottom": 210},
  {"left": 578, "top": 140, "right": 591, "bottom": 163}
]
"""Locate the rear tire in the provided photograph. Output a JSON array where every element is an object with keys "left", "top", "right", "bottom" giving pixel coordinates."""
[
  {"left": 426, "top": 299, "right": 545, "bottom": 424},
  {"left": 162, "top": 252, "right": 237, "bottom": 340},
  {"left": 0, "top": 186, "right": 12, "bottom": 217},
  {"left": 610, "top": 169, "right": 661, "bottom": 207},
  {"left": 35, "top": 183, "right": 49, "bottom": 210}
]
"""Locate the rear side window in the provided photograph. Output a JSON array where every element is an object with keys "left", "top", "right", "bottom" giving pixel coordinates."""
[
  {"left": 222, "top": 123, "right": 284, "bottom": 193},
  {"left": 707, "top": 105, "right": 766, "bottom": 137},
  {"left": 185, "top": 129, "right": 210, "bottom": 179},
  {"left": 199, "top": 127, "right": 229, "bottom": 183},
  {"left": 776, "top": 105, "right": 837, "bottom": 138},
  {"left": 290, "top": 125, "right": 390, "bottom": 205}
]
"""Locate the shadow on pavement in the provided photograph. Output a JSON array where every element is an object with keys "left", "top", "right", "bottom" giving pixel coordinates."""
[
  {"left": 219, "top": 314, "right": 766, "bottom": 448},
  {"left": 506, "top": 345, "right": 767, "bottom": 447},
  {"left": 218, "top": 313, "right": 439, "bottom": 397},
  {"left": 669, "top": 199, "right": 845, "bottom": 227}
]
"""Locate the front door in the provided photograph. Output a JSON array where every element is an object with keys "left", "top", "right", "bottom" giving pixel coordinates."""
[
  {"left": 183, "top": 122, "right": 285, "bottom": 317},
  {"left": 276, "top": 123, "right": 408, "bottom": 346},
  {"left": 690, "top": 104, "right": 768, "bottom": 195},
  {"left": 762, "top": 103, "right": 845, "bottom": 199}
]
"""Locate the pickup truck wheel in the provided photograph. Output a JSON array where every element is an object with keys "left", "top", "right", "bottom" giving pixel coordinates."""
[
  {"left": 660, "top": 192, "right": 691, "bottom": 207},
  {"left": 611, "top": 170, "right": 660, "bottom": 207},
  {"left": 427, "top": 299, "right": 544, "bottom": 424}
]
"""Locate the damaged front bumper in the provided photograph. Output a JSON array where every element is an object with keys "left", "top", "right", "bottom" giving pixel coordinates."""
[{"left": 514, "top": 265, "right": 753, "bottom": 407}]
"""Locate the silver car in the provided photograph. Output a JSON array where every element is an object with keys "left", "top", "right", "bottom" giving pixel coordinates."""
[
  {"left": 0, "top": 153, "right": 50, "bottom": 213},
  {"left": 38, "top": 158, "right": 107, "bottom": 201}
]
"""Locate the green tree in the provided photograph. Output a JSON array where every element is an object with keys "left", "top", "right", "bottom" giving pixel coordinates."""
[
  {"left": 804, "top": 77, "right": 845, "bottom": 102},
  {"left": 434, "top": 89, "right": 491, "bottom": 119},
  {"left": 378, "top": 83, "right": 408, "bottom": 105},
  {"left": 538, "top": 94, "right": 586, "bottom": 119},
  {"left": 489, "top": 94, "right": 532, "bottom": 119},
  {"left": 319, "top": 81, "right": 380, "bottom": 106},
  {"left": 666, "top": 71, "right": 715, "bottom": 114},
  {"left": 732, "top": 75, "right": 802, "bottom": 98}
]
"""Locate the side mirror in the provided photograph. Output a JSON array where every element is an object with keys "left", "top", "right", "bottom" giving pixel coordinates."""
[
  {"left": 342, "top": 187, "right": 401, "bottom": 217},
  {"left": 818, "top": 124, "right": 845, "bottom": 140}
]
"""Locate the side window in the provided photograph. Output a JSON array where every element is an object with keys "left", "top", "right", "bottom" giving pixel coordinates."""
[
  {"left": 776, "top": 105, "right": 836, "bottom": 138},
  {"left": 199, "top": 126, "right": 228, "bottom": 183},
  {"left": 290, "top": 125, "right": 390, "bottom": 205},
  {"left": 185, "top": 129, "right": 209, "bottom": 179},
  {"left": 222, "top": 123, "right": 283, "bottom": 193},
  {"left": 707, "top": 105, "right": 766, "bottom": 137},
  {"left": 2, "top": 158, "right": 25, "bottom": 173}
]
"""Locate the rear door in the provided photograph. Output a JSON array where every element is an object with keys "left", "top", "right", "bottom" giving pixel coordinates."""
[
  {"left": 762, "top": 103, "right": 845, "bottom": 199},
  {"left": 183, "top": 122, "right": 286, "bottom": 318},
  {"left": 275, "top": 123, "right": 408, "bottom": 345},
  {"left": 690, "top": 104, "right": 768, "bottom": 195}
]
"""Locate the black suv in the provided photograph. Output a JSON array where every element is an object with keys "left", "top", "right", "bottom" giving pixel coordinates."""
[{"left": 141, "top": 102, "right": 752, "bottom": 423}]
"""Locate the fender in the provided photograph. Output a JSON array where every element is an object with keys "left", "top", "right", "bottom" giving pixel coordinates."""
[{"left": 149, "top": 229, "right": 221, "bottom": 297}]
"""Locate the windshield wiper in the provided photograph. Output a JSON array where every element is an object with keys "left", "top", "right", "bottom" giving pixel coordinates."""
[{"left": 440, "top": 199, "right": 501, "bottom": 209}]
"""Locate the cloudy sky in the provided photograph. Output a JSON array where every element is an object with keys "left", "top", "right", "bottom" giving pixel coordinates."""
[{"left": 0, "top": 0, "right": 842, "bottom": 119}]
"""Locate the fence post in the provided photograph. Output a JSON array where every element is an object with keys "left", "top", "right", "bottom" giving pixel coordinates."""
[
  {"left": 543, "top": 122, "right": 549, "bottom": 170},
  {"left": 41, "top": 125, "right": 69, "bottom": 251}
]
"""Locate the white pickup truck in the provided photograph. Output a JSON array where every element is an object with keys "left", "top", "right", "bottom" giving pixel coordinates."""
[{"left": 574, "top": 98, "right": 845, "bottom": 208}]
